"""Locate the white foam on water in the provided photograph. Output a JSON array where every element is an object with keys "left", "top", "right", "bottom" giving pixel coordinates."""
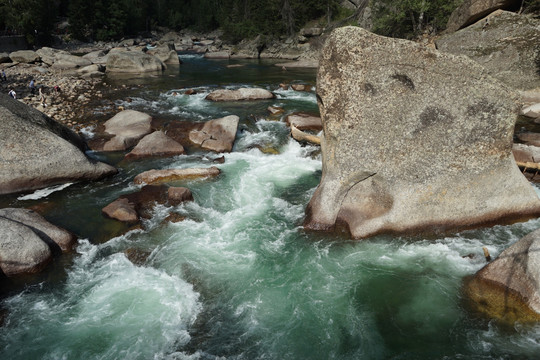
[
  {"left": 178, "top": 54, "right": 204, "bottom": 60},
  {"left": 274, "top": 88, "right": 317, "bottom": 103},
  {"left": 0, "top": 239, "right": 202, "bottom": 360},
  {"left": 78, "top": 125, "right": 96, "bottom": 139},
  {"left": 17, "top": 183, "right": 74, "bottom": 201}
]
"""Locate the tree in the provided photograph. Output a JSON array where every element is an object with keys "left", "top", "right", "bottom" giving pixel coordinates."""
[{"left": 371, "top": 0, "right": 462, "bottom": 39}]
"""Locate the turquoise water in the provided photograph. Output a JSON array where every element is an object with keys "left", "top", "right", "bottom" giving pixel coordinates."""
[{"left": 2, "top": 55, "right": 540, "bottom": 359}]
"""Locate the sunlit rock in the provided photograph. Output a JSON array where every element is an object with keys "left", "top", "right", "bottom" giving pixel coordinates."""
[
  {"left": 437, "top": 10, "right": 540, "bottom": 90},
  {"left": 103, "top": 110, "right": 153, "bottom": 151},
  {"left": 125, "top": 131, "right": 185, "bottom": 160},
  {"left": 304, "top": 26, "right": 540, "bottom": 239},
  {"left": 0, "top": 93, "right": 117, "bottom": 195},
  {"left": 285, "top": 112, "right": 322, "bottom": 131},
  {"left": 206, "top": 88, "right": 274, "bottom": 101},
  {"left": 134, "top": 167, "right": 221, "bottom": 185},
  {"left": 189, "top": 115, "right": 239, "bottom": 153},
  {"left": 464, "top": 228, "right": 540, "bottom": 323}
]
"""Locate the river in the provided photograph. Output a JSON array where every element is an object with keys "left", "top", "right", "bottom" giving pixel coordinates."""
[{"left": 1, "top": 54, "right": 540, "bottom": 359}]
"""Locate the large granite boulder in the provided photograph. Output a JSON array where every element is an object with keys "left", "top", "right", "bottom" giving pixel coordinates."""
[
  {"left": 51, "top": 53, "right": 92, "bottom": 69},
  {"left": 206, "top": 88, "right": 275, "bottom": 101},
  {"left": 36, "top": 47, "right": 70, "bottom": 66},
  {"left": 106, "top": 50, "right": 165, "bottom": 73},
  {"left": 445, "top": 0, "right": 520, "bottom": 32},
  {"left": 125, "top": 131, "right": 185, "bottom": 160},
  {"left": 437, "top": 10, "right": 540, "bottom": 90},
  {"left": 304, "top": 26, "right": 540, "bottom": 239},
  {"left": 0, "top": 217, "right": 51, "bottom": 276},
  {"left": 103, "top": 110, "right": 153, "bottom": 151},
  {"left": 0, "top": 208, "right": 76, "bottom": 252},
  {"left": 464, "top": 228, "right": 540, "bottom": 323},
  {"left": 0, "top": 94, "right": 117, "bottom": 195},
  {"left": 189, "top": 115, "right": 239, "bottom": 152},
  {"left": 9, "top": 50, "right": 40, "bottom": 63},
  {"left": 146, "top": 43, "right": 180, "bottom": 65}
]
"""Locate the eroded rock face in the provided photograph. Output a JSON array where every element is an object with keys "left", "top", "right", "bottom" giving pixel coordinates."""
[
  {"left": 445, "top": 0, "right": 520, "bottom": 32},
  {"left": 189, "top": 115, "right": 239, "bottom": 152},
  {"left": 304, "top": 26, "right": 540, "bottom": 239},
  {"left": 437, "top": 10, "right": 540, "bottom": 90},
  {"left": 0, "top": 94, "right": 117, "bottom": 195},
  {"left": 464, "top": 228, "right": 540, "bottom": 323}
]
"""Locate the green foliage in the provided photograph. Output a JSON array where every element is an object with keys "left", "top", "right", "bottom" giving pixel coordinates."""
[
  {"left": 371, "top": 0, "right": 463, "bottom": 39},
  {"left": 0, "top": 0, "right": 56, "bottom": 45},
  {"left": 523, "top": 0, "right": 540, "bottom": 15}
]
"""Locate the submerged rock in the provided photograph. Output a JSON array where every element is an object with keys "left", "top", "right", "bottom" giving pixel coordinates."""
[
  {"left": 189, "top": 115, "right": 239, "bottom": 153},
  {"left": 304, "top": 26, "right": 540, "bottom": 239},
  {"left": 0, "top": 94, "right": 117, "bottom": 195},
  {"left": 125, "top": 131, "right": 185, "bottom": 160},
  {"left": 206, "top": 88, "right": 274, "bottom": 101},
  {"left": 464, "top": 228, "right": 540, "bottom": 323},
  {"left": 134, "top": 167, "right": 221, "bottom": 185},
  {"left": 102, "top": 185, "right": 194, "bottom": 224},
  {"left": 168, "top": 187, "right": 194, "bottom": 206},
  {"left": 102, "top": 110, "right": 153, "bottom": 151}
]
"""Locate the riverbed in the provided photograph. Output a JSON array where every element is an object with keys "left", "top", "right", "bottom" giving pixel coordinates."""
[{"left": 1, "top": 54, "right": 540, "bottom": 359}]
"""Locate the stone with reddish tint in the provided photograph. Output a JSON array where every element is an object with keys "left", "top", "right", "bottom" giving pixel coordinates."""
[{"left": 168, "top": 187, "right": 194, "bottom": 206}]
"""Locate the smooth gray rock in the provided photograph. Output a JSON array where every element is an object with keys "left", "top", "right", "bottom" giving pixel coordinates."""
[
  {"left": 147, "top": 43, "right": 180, "bottom": 65},
  {"left": 0, "top": 217, "right": 52, "bottom": 276},
  {"left": 36, "top": 47, "right": 70, "bottom": 66},
  {"left": 437, "top": 10, "right": 540, "bottom": 90},
  {"left": 103, "top": 110, "right": 153, "bottom": 151},
  {"left": 0, "top": 94, "right": 117, "bottom": 195},
  {"left": 304, "top": 26, "right": 540, "bottom": 239},
  {"left": 0, "top": 208, "right": 76, "bottom": 252},
  {"left": 464, "top": 228, "right": 540, "bottom": 323},
  {"left": 9, "top": 50, "right": 40, "bottom": 63},
  {"left": 125, "top": 131, "right": 185, "bottom": 159},
  {"left": 106, "top": 50, "right": 165, "bottom": 73},
  {"left": 189, "top": 115, "right": 239, "bottom": 153}
]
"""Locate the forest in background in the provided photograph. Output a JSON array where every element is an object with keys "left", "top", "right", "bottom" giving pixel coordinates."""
[{"left": 1, "top": 0, "right": 540, "bottom": 46}]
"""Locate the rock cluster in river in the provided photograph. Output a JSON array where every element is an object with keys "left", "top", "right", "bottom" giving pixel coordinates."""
[
  {"left": 304, "top": 26, "right": 540, "bottom": 239},
  {"left": 0, "top": 208, "right": 76, "bottom": 276}
]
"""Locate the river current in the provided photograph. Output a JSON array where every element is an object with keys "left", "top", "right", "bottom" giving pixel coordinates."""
[{"left": 1, "top": 54, "right": 540, "bottom": 359}]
